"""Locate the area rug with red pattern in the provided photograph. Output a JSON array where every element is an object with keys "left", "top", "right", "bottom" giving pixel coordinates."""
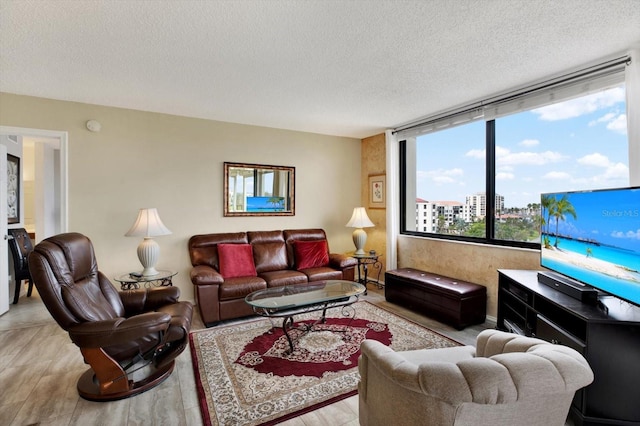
[{"left": 189, "top": 301, "right": 461, "bottom": 426}]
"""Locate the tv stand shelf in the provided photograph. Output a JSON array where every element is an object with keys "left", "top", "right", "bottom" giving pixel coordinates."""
[{"left": 497, "top": 269, "right": 640, "bottom": 426}]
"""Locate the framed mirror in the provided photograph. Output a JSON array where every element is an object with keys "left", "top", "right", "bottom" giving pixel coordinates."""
[{"left": 224, "top": 162, "right": 295, "bottom": 216}]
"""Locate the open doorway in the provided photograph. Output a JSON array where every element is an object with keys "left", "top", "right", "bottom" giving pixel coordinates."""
[
  {"left": 21, "top": 135, "right": 65, "bottom": 242},
  {"left": 0, "top": 127, "right": 67, "bottom": 240},
  {"left": 0, "top": 126, "right": 68, "bottom": 311}
]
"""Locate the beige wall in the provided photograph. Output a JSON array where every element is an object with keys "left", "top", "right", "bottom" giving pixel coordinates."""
[
  {"left": 0, "top": 92, "right": 362, "bottom": 302},
  {"left": 1, "top": 92, "right": 541, "bottom": 318},
  {"left": 360, "top": 133, "right": 386, "bottom": 281}
]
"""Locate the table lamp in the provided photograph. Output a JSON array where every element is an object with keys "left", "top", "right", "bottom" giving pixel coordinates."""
[
  {"left": 125, "top": 208, "right": 172, "bottom": 276},
  {"left": 346, "top": 207, "right": 375, "bottom": 255}
]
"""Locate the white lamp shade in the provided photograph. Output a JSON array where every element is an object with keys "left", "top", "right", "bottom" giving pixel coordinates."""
[
  {"left": 346, "top": 207, "right": 374, "bottom": 255},
  {"left": 345, "top": 207, "right": 374, "bottom": 228},
  {"left": 126, "top": 208, "right": 171, "bottom": 276},
  {"left": 125, "top": 208, "right": 172, "bottom": 237}
]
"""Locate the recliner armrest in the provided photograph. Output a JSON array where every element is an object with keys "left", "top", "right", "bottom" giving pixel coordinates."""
[
  {"left": 359, "top": 339, "right": 423, "bottom": 394},
  {"left": 119, "top": 287, "right": 181, "bottom": 315},
  {"left": 67, "top": 312, "right": 171, "bottom": 348},
  {"left": 360, "top": 339, "right": 478, "bottom": 403}
]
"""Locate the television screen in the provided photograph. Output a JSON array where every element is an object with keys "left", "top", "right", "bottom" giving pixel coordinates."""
[
  {"left": 246, "top": 196, "right": 285, "bottom": 212},
  {"left": 540, "top": 186, "right": 640, "bottom": 306}
]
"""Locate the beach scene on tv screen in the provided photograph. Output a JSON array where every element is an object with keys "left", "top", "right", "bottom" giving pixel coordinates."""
[
  {"left": 246, "top": 196, "right": 285, "bottom": 212},
  {"left": 540, "top": 188, "right": 640, "bottom": 304}
]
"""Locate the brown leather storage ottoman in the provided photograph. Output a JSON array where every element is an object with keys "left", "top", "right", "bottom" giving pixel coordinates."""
[{"left": 385, "top": 268, "right": 486, "bottom": 329}]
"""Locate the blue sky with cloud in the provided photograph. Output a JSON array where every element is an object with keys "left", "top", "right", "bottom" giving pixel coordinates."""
[{"left": 416, "top": 85, "right": 628, "bottom": 208}]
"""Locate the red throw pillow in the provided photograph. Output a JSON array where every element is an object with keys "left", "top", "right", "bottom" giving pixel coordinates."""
[
  {"left": 217, "top": 243, "right": 257, "bottom": 278},
  {"left": 294, "top": 240, "right": 329, "bottom": 270}
]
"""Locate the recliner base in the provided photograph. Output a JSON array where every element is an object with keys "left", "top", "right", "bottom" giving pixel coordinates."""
[{"left": 77, "top": 360, "right": 175, "bottom": 401}]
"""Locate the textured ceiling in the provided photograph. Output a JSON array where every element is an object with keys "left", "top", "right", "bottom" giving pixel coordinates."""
[{"left": 1, "top": 0, "right": 639, "bottom": 138}]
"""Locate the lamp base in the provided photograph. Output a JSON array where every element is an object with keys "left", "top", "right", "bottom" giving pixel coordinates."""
[
  {"left": 140, "top": 266, "right": 159, "bottom": 277},
  {"left": 137, "top": 237, "right": 161, "bottom": 277},
  {"left": 352, "top": 228, "right": 367, "bottom": 256}
]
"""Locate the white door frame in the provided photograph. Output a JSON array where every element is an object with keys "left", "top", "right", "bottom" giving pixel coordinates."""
[
  {"left": 0, "top": 126, "right": 68, "bottom": 234},
  {"left": 0, "top": 145, "right": 8, "bottom": 314}
]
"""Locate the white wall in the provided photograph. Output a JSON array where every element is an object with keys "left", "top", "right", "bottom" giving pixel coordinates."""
[
  {"left": 0, "top": 92, "right": 362, "bottom": 302},
  {"left": 35, "top": 143, "right": 56, "bottom": 240},
  {"left": 22, "top": 142, "right": 35, "bottom": 232}
]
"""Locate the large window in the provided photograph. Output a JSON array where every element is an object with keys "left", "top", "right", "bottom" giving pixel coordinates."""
[
  {"left": 400, "top": 71, "right": 629, "bottom": 248},
  {"left": 414, "top": 120, "right": 486, "bottom": 237}
]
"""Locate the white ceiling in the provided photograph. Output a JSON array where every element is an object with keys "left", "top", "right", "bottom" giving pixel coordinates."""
[{"left": 1, "top": 0, "right": 639, "bottom": 139}]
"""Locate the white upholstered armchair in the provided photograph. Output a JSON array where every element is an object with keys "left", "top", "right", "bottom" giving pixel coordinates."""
[{"left": 358, "top": 329, "right": 593, "bottom": 426}]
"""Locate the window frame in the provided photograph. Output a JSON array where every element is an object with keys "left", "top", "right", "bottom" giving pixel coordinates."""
[
  {"left": 398, "top": 61, "right": 629, "bottom": 249},
  {"left": 400, "top": 119, "right": 541, "bottom": 250}
]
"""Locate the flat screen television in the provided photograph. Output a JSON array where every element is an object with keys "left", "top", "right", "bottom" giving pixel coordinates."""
[{"left": 540, "top": 186, "right": 640, "bottom": 307}]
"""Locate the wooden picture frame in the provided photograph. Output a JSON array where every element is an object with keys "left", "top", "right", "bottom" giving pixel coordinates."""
[
  {"left": 368, "top": 174, "right": 385, "bottom": 209},
  {"left": 224, "top": 162, "right": 295, "bottom": 216},
  {"left": 7, "top": 154, "right": 20, "bottom": 224}
]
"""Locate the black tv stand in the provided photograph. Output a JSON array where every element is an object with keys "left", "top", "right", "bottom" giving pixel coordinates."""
[
  {"left": 537, "top": 271, "right": 599, "bottom": 305},
  {"left": 498, "top": 269, "right": 640, "bottom": 426},
  {"left": 596, "top": 298, "right": 609, "bottom": 315}
]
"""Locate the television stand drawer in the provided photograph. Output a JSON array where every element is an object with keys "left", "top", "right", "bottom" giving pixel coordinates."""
[{"left": 536, "top": 314, "right": 585, "bottom": 354}]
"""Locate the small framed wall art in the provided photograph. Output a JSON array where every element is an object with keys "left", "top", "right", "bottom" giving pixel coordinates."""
[
  {"left": 368, "top": 174, "right": 385, "bottom": 209},
  {"left": 7, "top": 154, "right": 20, "bottom": 224}
]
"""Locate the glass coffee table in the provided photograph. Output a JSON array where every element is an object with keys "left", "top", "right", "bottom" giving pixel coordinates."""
[{"left": 245, "top": 280, "right": 366, "bottom": 353}]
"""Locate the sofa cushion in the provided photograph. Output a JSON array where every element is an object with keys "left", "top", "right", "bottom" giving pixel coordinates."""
[
  {"left": 303, "top": 267, "right": 343, "bottom": 281},
  {"left": 294, "top": 240, "right": 330, "bottom": 270},
  {"left": 188, "top": 232, "right": 248, "bottom": 268},
  {"left": 219, "top": 276, "right": 267, "bottom": 301},
  {"left": 218, "top": 243, "right": 257, "bottom": 278},
  {"left": 284, "top": 229, "right": 329, "bottom": 269},
  {"left": 253, "top": 242, "right": 288, "bottom": 273},
  {"left": 248, "top": 231, "right": 289, "bottom": 273},
  {"left": 259, "top": 269, "right": 308, "bottom": 287}
]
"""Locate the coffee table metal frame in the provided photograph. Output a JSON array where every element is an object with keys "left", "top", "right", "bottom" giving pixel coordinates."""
[{"left": 245, "top": 280, "right": 366, "bottom": 353}]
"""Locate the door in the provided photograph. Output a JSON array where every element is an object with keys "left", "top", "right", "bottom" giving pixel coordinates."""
[{"left": 0, "top": 144, "right": 8, "bottom": 315}]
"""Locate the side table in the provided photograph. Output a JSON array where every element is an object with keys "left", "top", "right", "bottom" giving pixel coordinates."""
[
  {"left": 114, "top": 270, "right": 177, "bottom": 290},
  {"left": 351, "top": 253, "right": 383, "bottom": 289}
]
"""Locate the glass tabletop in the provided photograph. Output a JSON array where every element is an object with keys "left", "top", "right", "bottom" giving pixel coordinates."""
[
  {"left": 245, "top": 280, "right": 365, "bottom": 311},
  {"left": 350, "top": 252, "right": 380, "bottom": 259},
  {"left": 114, "top": 270, "right": 177, "bottom": 283}
]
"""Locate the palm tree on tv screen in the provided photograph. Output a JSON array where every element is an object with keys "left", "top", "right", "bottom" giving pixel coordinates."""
[
  {"left": 267, "top": 197, "right": 283, "bottom": 210},
  {"left": 552, "top": 195, "right": 577, "bottom": 248},
  {"left": 541, "top": 194, "right": 555, "bottom": 248}
]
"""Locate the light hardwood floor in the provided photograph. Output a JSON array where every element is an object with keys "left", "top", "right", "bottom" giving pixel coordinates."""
[{"left": 0, "top": 285, "right": 494, "bottom": 426}]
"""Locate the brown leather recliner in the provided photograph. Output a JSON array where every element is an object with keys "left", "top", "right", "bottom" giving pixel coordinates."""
[{"left": 28, "top": 232, "right": 193, "bottom": 401}]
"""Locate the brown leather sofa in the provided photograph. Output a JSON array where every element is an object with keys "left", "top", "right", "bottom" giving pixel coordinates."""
[{"left": 189, "top": 228, "right": 357, "bottom": 326}]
